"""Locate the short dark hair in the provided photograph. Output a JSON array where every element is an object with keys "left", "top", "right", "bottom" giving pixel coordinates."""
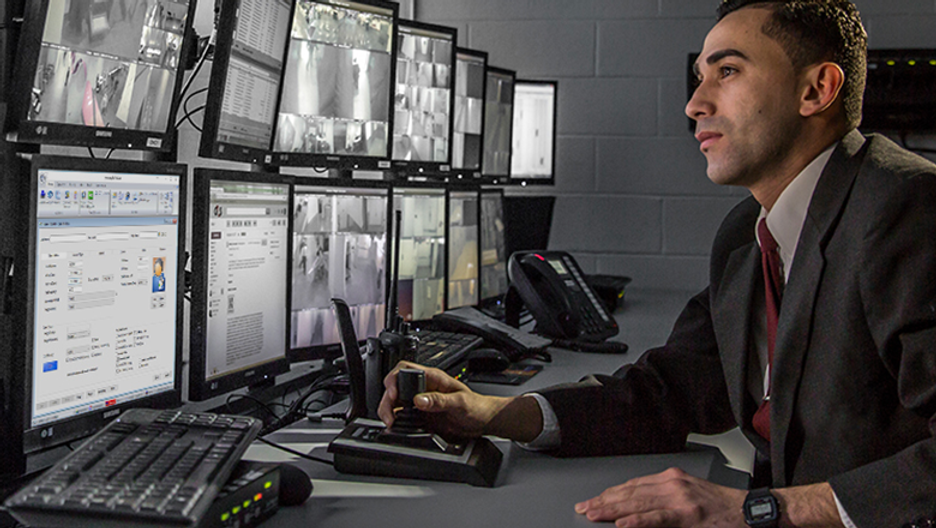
[{"left": 717, "top": 0, "right": 867, "bottom": 131}]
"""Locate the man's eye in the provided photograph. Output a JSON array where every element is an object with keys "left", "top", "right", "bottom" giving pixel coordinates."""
[
  {"left": 691, "top": 75, "right": 702, "bottom": 89},
  {"left": 721, "top": 66, "right": 737, "bottom": 77}
]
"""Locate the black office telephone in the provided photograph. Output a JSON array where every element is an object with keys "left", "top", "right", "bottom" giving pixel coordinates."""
[{"left": 507, "top": 251, "right": 619, "bottom": 343}]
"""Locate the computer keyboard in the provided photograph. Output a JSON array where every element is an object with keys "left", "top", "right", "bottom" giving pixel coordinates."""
[
  {"left": 411, "top": 329, "right": 482, "bottom": 371},
  {"left": 4, "top": 408, "right": 262, "bottom": 528}
]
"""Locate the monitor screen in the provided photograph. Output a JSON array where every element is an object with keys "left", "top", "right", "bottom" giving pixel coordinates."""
[
  {"left": 199, "top": 0, "right": 293, "bottom": 163},
  {"left": 25, "top": 155, "right": 184, "bottom": 453},
  {"left": 392, "top": 186, "right": 446, "bottom": 321},
  {"left": 451, "top": 47, "right": 487, "bottom": 178},
  {"left": 189, "top": 169, "right": 291, "bottom": 401},
  {"left": 7, "top": 0, "right": 196, "bottom": 150},
  {"left": 481, "top": 66, "right": 515, "bottom": 180},
  {"left": 479, "top": 189, "right": 508, "bottom": 304},
  {"left": 291, "top": 181, "right": 388, "bottom": 360},
  {"left": 390, "top": 20, "right": 456, "bottom": 175},
  {"left": 447, "top": 189, "right": 479, "bottom": 309},
  {"left": 271, "top": 0, "right": 397, "bottom": 169},
  {"left": 511, "top": 80, "right": 557, "bottom": 184}
]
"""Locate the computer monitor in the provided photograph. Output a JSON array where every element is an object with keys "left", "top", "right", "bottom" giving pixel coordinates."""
[
  {"left": 511, "top": 80, "right": 557, "bottom": 185},
  {"left": 198, "top": 0, "right": 293, "bottom": 164},
  {"left": 451, "top": 47, "right": 488, "bottom": 180},
  {"left": 188, "top": 169, "right": 292, "bottom": 401},
  {"left": 479, "top": 188, "right": 508, "bottom": 307},
  {"left": 390, "top": 20, "right": 456, "bottom": 176},
  {"left": 7, "top": 155, "right": 185, "bottom": 474},
  {"left": 446, "top": 187, "right": 479, "bottom": 309},
  {"left": 5, "top": 0, "right": 196, "bottom": 151},
  {"left": 291, "top": 180, "right": 388, "bottom": 360},
  {"left": 271, "top": 0, "right": 398, "bottom": 170},
  {"left": 481, "top": 66, "right": 515, "bottom": 182},
  {"left": 391, "top": 184, "right": 446, "bottom": 322}
]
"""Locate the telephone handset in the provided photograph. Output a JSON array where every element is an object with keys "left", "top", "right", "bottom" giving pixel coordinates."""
[{"left": 508, "top": 251, "right": 619, "bottom": 343}]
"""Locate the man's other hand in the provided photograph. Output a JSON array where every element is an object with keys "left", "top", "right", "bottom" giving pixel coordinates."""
[{"left": 574, "top": 467, "right": 746, "bottom": 527}]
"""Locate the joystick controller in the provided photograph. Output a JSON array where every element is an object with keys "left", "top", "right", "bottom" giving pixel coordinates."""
[{"left": 328, "top": 368, "right": 504, "bottom": 487}]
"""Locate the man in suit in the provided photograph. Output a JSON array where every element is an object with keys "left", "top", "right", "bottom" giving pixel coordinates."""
[{"left": 379, "top": 1, "right": 936, "bottom": 526}]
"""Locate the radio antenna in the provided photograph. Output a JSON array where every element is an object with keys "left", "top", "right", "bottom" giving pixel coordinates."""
[{"left": 385, "top": 209, "right": 403, "bottom": 332}]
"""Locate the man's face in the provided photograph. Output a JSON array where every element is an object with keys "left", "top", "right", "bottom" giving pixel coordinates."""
[
  {"left": 155, "top": 261, "right": 163, "bottom": 276},
  {"left": 686, "top": 7, "right": 804, "bottom": 188}
]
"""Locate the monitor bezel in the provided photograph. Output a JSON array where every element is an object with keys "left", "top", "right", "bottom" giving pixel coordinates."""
[
  {"left": 21, "top": 154, "right": 187, "bottom": 455},
  {"left": 268, "top": 0, "right": 400, "bottom": 171},
  {"left": 5, "top": 0, "right": 197, "bottom": 152},
  {"left": 444, "top": 183, "right": 480, "bottom": 310},
  {"left": 188, "top": 168, "right": 293, "bottom": 402},
  {"left": 510, "top": 79, "right": 558, "bottom": 186},
  {"left": 480, "top": 65, "right": 516, "bottom": 184},
  {"left": 389, "top": 19, "right": 458, "bottom": 178},
  {"left": 478, "top": 187, "right": 509, "bottom": 308},
  {"left": 449, "top": 46, "right": 488, "bottom": 181},
  {"left": 198, "top": 0, "right": 292, "bottom": 165},
  {"left": 288, "top": 176, "right": 392, "bottom": 363}
]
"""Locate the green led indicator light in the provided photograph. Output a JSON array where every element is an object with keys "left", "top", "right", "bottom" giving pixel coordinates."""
[
  {"left": 221, "top": 513, "right": 230, "bottom": 522},
  {"left": 909, "top": 60, "right": 917, "bottom": 66},
  {"left": 930, "top": 60, "right": 936, "bottom": 66},
  {"left": 243, "top": 500, "right": 251, "bottom": 508},
  {"left": 264, "top": 481, "right": 272, "bottom": 489},
  {"left": 232, "top": 506, "right": 241, "bottom": 515},
  {"left": 887, "top": 60, "right": 896, "bottom": 66}
]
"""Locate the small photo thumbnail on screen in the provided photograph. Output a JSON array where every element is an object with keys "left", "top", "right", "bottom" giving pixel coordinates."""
[
  {"left": 30, "top": 45, "right": 175, "bottom": 131},
  {"left": 291, "top": 1, "right": 392, "bottom": 54}
]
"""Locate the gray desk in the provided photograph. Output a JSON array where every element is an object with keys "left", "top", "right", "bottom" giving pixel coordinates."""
[{"left": 250, "top": 289, "right": 753, "bottom": 527}]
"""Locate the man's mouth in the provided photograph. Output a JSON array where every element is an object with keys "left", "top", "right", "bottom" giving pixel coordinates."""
[{"left": 695, "top": 131, "right": 722, "bottom": 151}]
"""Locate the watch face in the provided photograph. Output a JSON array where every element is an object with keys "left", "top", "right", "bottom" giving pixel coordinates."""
[
  {"left": 749, "top": 499, "right": 774, "bottom": 518},
  {"left": 744, "top": 495, "right": 778, "bottom": 526}
]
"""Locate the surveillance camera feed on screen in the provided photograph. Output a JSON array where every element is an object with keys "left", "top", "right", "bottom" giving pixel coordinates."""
[
  {"left": 204, "top": 181, "right": 289, "bottom": 383},
  {"left": 31, "top": 166, "right": 181, "bottom": 429},
  {"left": 292, "top": 186, "right": 387, "bottom": 351},
  {"left": 393, "top": 188, "right": 446, "bottom": 321},
  {"left": 210, "top": 0, "right": 292, "bottom": 154},
  {"left": 28, "top": 0, "right": 190, "bottom": 133},
  {"left": 453, "top": 50, "right": 486, "bottom": 173},
  {"left": 512, "top": 82, "right": 556, "bottom": 179},
  {"left": 480, "top": 191, "right": 508, "bottom": 302},
  {"left": 275, "top": 0, "right": 394, "bottom": 158},
  {"left": 448, "top": 191, "right": 479, "bottom": 309},
  {"left": 483, "top": 69, "right": 514, "bottom": 177},
  {"left": 392, "top": 23, "right": 454, "bottom": 166}
]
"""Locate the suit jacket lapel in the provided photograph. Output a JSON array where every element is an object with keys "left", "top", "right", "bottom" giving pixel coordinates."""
[{"left": 770, "top": 130, "right": 868, "bottom": 485}]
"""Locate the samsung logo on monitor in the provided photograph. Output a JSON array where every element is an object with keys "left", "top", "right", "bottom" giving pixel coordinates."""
[
  {"left": 104, "top": 409, "right": 121, "bottom": 419},
  {"left": 96, "top": 130, "right": 114, "bottom": 138}
]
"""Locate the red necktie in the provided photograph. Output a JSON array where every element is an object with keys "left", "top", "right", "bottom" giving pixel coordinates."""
[{"left": 752, "top": 218, "right": 782, "bottom": 442}]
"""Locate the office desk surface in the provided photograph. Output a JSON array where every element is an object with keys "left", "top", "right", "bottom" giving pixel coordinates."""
[{"left": 250, "top": 289, "right": 752, "bottom": 528}]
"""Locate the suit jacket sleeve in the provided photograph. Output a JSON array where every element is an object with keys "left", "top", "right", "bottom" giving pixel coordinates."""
[
  {"left": 827, "top": 146, "right": 936, "bottom": 527},
  {"left": 538, "top": 288, "right": 738, "bottom": 457}
]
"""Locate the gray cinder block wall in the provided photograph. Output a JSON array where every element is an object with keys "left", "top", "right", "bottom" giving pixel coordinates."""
[{"left": 417, "top": 0, "right": 936, "bottom": 291}]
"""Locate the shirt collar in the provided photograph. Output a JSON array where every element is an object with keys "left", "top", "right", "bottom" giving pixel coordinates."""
[{"left": 756, "top": 143, "right": 837, "bottom": 281}]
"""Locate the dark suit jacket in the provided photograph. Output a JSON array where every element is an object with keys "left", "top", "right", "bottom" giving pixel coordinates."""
[{"left": 540, "top": 131, "right": 936, "bottom": 527}]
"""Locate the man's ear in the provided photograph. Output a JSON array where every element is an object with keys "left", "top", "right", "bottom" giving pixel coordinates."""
[{"left": 799, "top": 62, "right": 845, "bottom": 117}]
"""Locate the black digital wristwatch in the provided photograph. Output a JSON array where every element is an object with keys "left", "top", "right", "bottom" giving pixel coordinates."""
[{"left": 743, "top": 487, "right": 780, "bottom": 527}]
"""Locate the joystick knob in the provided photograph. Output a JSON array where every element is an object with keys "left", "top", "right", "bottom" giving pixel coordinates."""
[
  {"left": 398, "top": 368, "right": 426, "bottom": 406},
  {"left": 391, "top": 368, "right": 427, "bottom": 435}
]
